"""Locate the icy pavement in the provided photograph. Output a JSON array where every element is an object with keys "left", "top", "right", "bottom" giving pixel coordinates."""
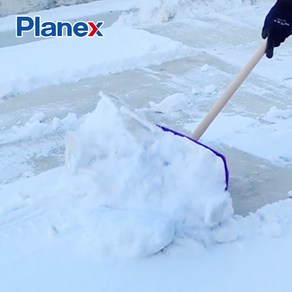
[
  {"left": 3, "top": 1, "right": 292, "bottom": 291},
  {"left": 1, "top": 58, "right": 292, "bottom": 215},
  {"left": 1, "top": 0, "right": 292, "bottom": 218}
]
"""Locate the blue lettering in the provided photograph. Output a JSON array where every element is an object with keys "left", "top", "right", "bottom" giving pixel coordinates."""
[
  {"left": 57, "top": 22, "right": 73, "bottom": 37},
  {"left": 16, "top": 16, "right": 104, "bottom": 38},
  {"left": 73, "top": 22, "right": 88, "bottom": 37},
  {"left": 41, "top": 22, "right": 56, "bottom": 37},
  {"left": 16, "top": 16, "right": 34, "bottom": 37},
  {"left": 35, "top": 16, "right": 40, "bottom": 37}
]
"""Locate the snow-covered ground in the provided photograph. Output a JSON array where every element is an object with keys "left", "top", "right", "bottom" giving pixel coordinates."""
[{"left": 1, "top": 0, "right": 292, "bottom": 291}]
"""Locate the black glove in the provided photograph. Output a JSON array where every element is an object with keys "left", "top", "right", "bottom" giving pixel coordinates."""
[{"left": 262, "top": 0, "right": 292, "bottom": 58}]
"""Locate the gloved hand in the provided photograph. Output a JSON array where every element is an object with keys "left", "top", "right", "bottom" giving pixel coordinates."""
[{"left": 262, "top": 0, "right": 292, "bottom": 58}]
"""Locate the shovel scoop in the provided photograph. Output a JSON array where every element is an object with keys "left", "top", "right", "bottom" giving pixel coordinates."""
[{"left": 160, "top": 42, "right": 267, "bottom": 190}]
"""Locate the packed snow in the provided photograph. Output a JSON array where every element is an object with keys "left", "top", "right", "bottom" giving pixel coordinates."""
[{"left": 1, "top": 0, "right": 292, "bottom": 291}]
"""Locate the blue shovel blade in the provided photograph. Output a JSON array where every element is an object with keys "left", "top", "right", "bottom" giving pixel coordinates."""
[{"left": 157, "top": 125, "right": 229, "bottom": 190}]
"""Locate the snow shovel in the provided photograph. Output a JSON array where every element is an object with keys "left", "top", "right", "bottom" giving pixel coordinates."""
[
  {"left": 160, "top": 41, "right": 267, "bottom": 189},
  {"left": 68, "top": 43, "right": 266, "bottom": 190}
]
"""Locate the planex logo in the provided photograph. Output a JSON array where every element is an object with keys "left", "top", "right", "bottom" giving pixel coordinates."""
[{"left": 16, "top": 16, "right": 104, "bottom": 38}]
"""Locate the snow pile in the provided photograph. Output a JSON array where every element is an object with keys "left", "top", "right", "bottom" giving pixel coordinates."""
[
  {"left": 116, "top": 0, "right": 257, "bottom": 26},
  {"left": 65, "top": 94, "right": 233, "bottom": 257},
  {"left": 215, "top": 199, "right": 292, "bottom": 243}
]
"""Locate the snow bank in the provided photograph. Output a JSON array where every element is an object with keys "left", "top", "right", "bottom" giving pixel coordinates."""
[
  {"left": 0, "top": 0, "right": 95, "bottom": 17},
  {"left": 65, "top": 94, "right": 233, "bottom": 256},
  {"left": 0, "top": 0, "right": 260, "bottom": 19},
  {"left": 115, "top": 0, "right": 259, "bottom": 26},
  {"left": 0, "top": 26, "right": 193, "bottom": 99},
  {"left": 0, "top": 0, "right": 138, "bottom": 31}
]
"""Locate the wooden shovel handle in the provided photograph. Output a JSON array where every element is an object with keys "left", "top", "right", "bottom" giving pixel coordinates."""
[{"left": 191, "top": 42, "right": 267, "bottom": 141}]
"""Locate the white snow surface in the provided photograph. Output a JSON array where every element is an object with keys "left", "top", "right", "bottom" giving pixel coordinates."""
[
  {"left": 0, "top": 26, "right": 192, "bottom": 99},
  {"left": 2, "top": 0, "right": 292, "bottom": 291}
]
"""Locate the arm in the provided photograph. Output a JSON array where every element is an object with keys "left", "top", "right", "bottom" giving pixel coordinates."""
[{"left": 262, "top": 0, "right": 292, "bottom": 58}]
